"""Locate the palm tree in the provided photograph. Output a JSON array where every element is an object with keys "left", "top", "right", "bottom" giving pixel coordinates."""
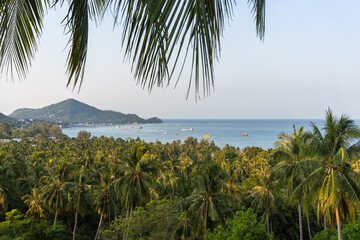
[
  {"left": 156, "top": 170, "right": 179, "bottom": 198},
  {"left": 178, "top": 153, "right": 193, "bottom": 179},
  {"left": 246, "top": 171, "right": 277, "bottom": 234},
  {"left": 0, "top": 162, "right": 15, "bottom": 214},
  {"left": 273, "top": 124, "right": 317, "bottom": 240},
  {"left": 309, "top": 109, "right": 360, "bottom": 162},
  {"left": 42, "top": 160, "right": 72, "bottom": 225},
  {"left": 22, "top": 188, "right": 44, "bottom": 218},
  {"left": 94, "top": 172, "right": 117, "bottom": 240},
  {"left": 116, "top": 143, "right": 159, "bottom": 215},
  {"left": 0, "top": 0, "right": 265, "bottom": 97},
  {"left": 179, "top": 162, "right": 236, "bottom": 236},
  {"left": 295, "top": 109, "right": 360, "bottom": 240},
  {"left": 295, "top": 148, "right": 360, "bottom": 240},
  {"left": 67, "top": 169, "right": 93, "bottom": 240}
]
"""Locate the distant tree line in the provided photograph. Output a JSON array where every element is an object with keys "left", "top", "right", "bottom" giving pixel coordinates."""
[{"left": 0, "top": 121, "right": 63, "bottom": 139}]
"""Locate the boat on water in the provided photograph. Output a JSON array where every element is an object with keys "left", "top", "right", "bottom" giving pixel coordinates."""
[
  {"left": 203, "top": 135, "right": 211, "bottom": 138},
  {"left": 122, "top": 128, "right": 127, "bottom": 130},
  {"left": 115, "top": 126, "right": 119, "bottom": 128},
  {"left": 174, "top": 133, "right": 178, "bottom": 135},
  {"left": 139, "top": 127, "right": 143, "bottom": 129},
  {"left": 163, "top": 132, "right": 167, "bottom": 135},
  {"left": 181, "top": 129, "right": 187, "bottom": 131},
  {"left": 154, "top": 129, "right": 160, "bottom": 131},
  {"left": 242, "top": 133, "right": 248, "bottom": 136}
]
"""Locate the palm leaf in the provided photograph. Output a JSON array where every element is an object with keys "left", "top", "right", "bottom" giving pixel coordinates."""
[
  {"left": 63, "top": 0, "right": 105, "bottom": 88},
  {"left": 0, "top": 0, "right": 46, "bottom": 79},
  {"left": 107, "top": 0, "right": 264, "bottom": 98}
]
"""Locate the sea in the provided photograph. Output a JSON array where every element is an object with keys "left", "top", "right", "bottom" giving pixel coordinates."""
[{"left": 62, "top": 119, "right": 360, "bottom": 150}]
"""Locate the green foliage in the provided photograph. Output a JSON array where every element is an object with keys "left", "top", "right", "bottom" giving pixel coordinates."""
[
  {"left": 342, "top": 215, "right": 360, "bottom": 240},
  {"left": 0, "top": 122, "right": 11, "bottom": 138},
  {"left": 0, "top": 209, "right": 72, "bottom": 240},
  {"left": 0, "top": 121, "right": 64, "bottom": 139},
  {"left": 77, "top": 130, "right": 91, "bottom": 140},
  {"left": 312, "top": 228, "right": 337, "bottom": 240},
  {"left": 204, "top": 207, "right": 272, "bottom": 240},
  {"left": 101, "top": 199, "right": 181, "bottom": 240}
]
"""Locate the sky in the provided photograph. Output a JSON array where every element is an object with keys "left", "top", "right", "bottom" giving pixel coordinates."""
[{"left": 0, "top": 0, "right": 360, "bottom": 119}]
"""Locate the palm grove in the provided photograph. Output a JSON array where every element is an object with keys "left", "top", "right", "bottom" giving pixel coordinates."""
[{"left": 0, "top": 109, "right": 360, "bottom": 239}]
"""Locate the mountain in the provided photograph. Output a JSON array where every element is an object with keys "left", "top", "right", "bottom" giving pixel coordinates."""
[
  {"left": 0, "top": 112, "right": 19, "bottom": 125},
  {"left": 10, "top": 99, "right": 162, "bottom": 125}
]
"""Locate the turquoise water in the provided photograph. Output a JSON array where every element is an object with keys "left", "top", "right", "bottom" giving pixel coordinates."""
[{"left": 62, "top": 119, "right": 360, "bottom": 149}]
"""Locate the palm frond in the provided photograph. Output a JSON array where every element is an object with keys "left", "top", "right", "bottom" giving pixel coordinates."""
[
  {"left": 0, "top": 0, "right": 46, "bottom": 79},
  {"left": 247, "top": 0, "right": 265, "bottom": 40},
  {"left": 106, "top": 0, "right": 265, "bottom": 98},
  {"left": 64, "top": 0, "right": 105, "bottom": 89}
]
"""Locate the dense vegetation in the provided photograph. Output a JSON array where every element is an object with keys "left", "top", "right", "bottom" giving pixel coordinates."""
[
  {"left": 0, "top": 121, "right": 63, "bottom": 140},
  {"left": 9, "top": 99, "right": 162, "bottom": 125},
  {"left": 0, "top": 110, "right": 360, "bottom": 240},
  {"left": 0, "top": 113, "right": 17, "bottom": 124}
]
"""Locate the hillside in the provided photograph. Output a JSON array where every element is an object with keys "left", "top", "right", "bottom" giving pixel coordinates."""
[
  {"left": 10, "top": 99, "right": 162, "bottom": 125},
  {"left": 0, "top": 112, "right": 19, "bottom": 125}
]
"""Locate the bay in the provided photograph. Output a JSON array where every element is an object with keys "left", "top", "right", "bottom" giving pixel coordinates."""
[{"left": 62, "top": 119, "right": 360, "bottom": 149}]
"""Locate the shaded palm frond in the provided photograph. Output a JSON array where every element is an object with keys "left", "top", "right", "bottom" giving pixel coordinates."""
[{"left": 0, "top": 0, "right": 46, "bottom": 79}]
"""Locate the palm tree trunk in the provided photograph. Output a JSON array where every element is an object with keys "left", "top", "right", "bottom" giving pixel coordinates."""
[
  {"left": 324, "top": 211, "right": 327, "bottom": 229},
  {"left": 94, "top": 212, "right": 103, "bottom": 240},
  {"left": 298, "top": 200, "right": 303, "bottom": 240},
  {"left": 335, "top": 207, "right": 342, "bottom": 240},
  {"left": 73, "top": 208, "right": 78, "bottom": 240},
  {"left": 307, "top": 213, "right": 311, "bottom": 240},
  {"left": 53, "top": 207, "right": 58, "bottom": 225},
  {"left": 266, "top": 214, "right": 270, "bottom": 234},
  {"left": 126, "top": 208, "right": 133, "bottom": 240}
]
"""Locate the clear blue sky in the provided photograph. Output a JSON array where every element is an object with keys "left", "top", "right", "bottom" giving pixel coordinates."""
[{"left": 0, "top": 0, "right": 359, "bottom": 119}]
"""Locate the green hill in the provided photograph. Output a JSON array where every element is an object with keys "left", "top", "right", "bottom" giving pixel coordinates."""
[
  {"left": 9, "top": 99, "right": 162, "bottom": 125},
  {"left": 0, "top": 112, "right": 19, "bottom": 125}
]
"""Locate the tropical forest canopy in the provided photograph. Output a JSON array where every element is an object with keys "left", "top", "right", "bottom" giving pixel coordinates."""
[{"left": 0, "top": 109, "right": 360, "bottom": 239}]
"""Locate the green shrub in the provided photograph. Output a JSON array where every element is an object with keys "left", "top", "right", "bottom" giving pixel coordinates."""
[
  {"left": 204, "top": 207, "right": 272, "bottom": 240},
  {"left": 312, "top": 228, "right": 337, "bottom": 240}
]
